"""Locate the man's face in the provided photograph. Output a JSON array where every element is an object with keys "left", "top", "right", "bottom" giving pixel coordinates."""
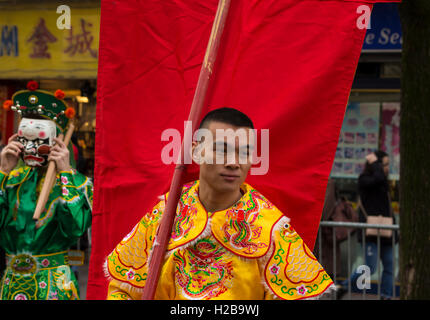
[
  {"left": 193, "top": 121, "right": 254, "bottom": 194},
  {"left": 17, "top": 118, "right": 57, "bottom": 167}
]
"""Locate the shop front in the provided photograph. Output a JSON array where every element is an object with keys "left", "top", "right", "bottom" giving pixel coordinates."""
[
  {"left": 0, "top": 1, "right": 100, "bottom": 295},
  {"left": 324, "top": 3, "right": 402, "bottom": 288},
  {"left": 330, "top": 3, "right": 401, "bottom": 212},
  {"left": 0, "top": 0, "right": 100, "bottom": 178}
]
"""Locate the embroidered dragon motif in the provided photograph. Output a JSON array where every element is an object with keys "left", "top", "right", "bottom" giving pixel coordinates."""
[
  {"left": 173, "top": 238, "right": 233, "bottom": 300},
  {"left": 220, "top": 190, "right": 273, "bottom": 255}
]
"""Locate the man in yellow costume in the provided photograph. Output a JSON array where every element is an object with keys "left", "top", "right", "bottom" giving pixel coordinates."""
[{"left": 105, "top": 107, "right": 334, "bottom": 300}]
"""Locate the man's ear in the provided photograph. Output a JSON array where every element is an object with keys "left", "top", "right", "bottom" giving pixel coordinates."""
[{"left": 191, "top": 141, "right": 202, "bottom": 164}]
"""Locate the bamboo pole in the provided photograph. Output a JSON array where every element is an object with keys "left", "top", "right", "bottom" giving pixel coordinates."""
[
  {"left": 33, "top": 123, "right": 75, "bottom": 221},
  {"left": 141, "top": 0, "right": 232, "bottom": 300}
]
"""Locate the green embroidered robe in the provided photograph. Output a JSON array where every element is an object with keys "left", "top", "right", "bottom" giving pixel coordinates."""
[{"left": 0, "top": 166, "right": 92, "bottom": 300}]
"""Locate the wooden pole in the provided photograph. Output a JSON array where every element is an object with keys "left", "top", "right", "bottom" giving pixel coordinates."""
[
  {"left": 141, "top": 0, "right": 232, "bottom": 300},
  {"left": 33, "top": 123, "right": 75, "bottom": 221}
]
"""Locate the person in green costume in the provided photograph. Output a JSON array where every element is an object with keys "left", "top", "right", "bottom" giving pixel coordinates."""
[{"left": 0, "top": 81, "right": 92, "bottom": 300}]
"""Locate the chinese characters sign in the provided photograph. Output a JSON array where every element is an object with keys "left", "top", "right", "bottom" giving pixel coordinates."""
[
  {"left": 64, "top": 18, "right": 98, "bottom": 60},
  {"left": 0, "top": 6, "right": 99, "bottom": 78},
  {"left": 27, "top": 18, "right": 58, "bottom": 59}
]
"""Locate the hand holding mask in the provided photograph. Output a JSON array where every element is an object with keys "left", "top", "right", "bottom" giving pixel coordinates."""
[
  {"left": 0, "top": 133, "right": 24, "bottom": 174},
  {"left": 48, "top": 137, "right": 71, "bottom": 172}
]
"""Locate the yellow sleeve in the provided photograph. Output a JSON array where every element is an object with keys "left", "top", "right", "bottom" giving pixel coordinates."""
[
  {"left": 105, "top": 200, "right": 164, "bottom": 300},
  {"left": 262, "top": 217, "right": 335, "bottom": 300},
  {"left": 107, "top": 280, "right": 133, "bottom": 300}
]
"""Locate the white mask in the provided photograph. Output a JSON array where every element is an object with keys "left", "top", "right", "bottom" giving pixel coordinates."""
[{"left": 17, "top": 118, "right": 57, "bottom": 167}]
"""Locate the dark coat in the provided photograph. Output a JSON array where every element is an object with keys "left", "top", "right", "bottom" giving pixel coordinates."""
[{"left": 357, "top": 162, "right": 396, "bottom": 245}]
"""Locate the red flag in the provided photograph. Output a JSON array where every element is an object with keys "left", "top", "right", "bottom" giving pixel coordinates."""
[{"left": 87, "top": 0, "right": 400, "bottom": 300}]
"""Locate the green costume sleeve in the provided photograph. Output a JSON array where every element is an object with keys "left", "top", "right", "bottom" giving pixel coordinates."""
[
  {"left": 0, "top": 170, "right": 9, "bottom": 228},
  {"left": 54, "top": 170, "right": 92, "bottom": 239}
]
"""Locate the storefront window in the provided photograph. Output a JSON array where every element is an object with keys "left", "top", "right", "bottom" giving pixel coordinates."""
[{"left": 330, "top": 90, "right": 400, "bottom": 215}]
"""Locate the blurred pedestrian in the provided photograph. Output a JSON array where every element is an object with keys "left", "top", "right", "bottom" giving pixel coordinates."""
[
  {"left": 318, "top": 179, "right": 358, "bottom": 279},
  {"left": 337, "top": 150, "right": 396, "bottom": 300}
]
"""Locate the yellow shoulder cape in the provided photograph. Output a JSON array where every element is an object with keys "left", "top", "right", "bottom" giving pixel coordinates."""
[{"left": 105, "top": 181, "right": 334, "bottom": 299}]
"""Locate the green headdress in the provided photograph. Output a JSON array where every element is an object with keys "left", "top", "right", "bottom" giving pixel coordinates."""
[
  {"left": 10, "top": 80, "right": 76, "bottom": 132},
  {"left": 8, "top": 81, "right": 77, "bottom": 168}
]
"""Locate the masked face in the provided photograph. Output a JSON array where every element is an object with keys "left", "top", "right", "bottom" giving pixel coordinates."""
[{"left": 17, "top": 118, "right": 57, "bottom": 167}]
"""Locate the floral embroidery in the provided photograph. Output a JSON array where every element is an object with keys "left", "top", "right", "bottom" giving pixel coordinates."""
[
  {"left": 62, "top": 187, "right": 69, "bottom": 196},
  {"left": 126, "top": 269, "right": 135, "bottom": 281},
  {"left": 270, "top": 264, "right": 280, "bottom": 275},
  {"left": 50, "top": 291, "right": 58, "bottom": 300},
  {"left": 41, "top": 259, "right": 50, "bottom": 267},
  {"left": 107, "top": 252, "right": 147, "bottom": 286},
  {"left": 264, "top": 219, "right": 334, "bottom": 300},
  {"left": 61, "top": 176, "right": 69, "bottom": 185},
  {"left": 39, "top": 281, "right": 47, "bottom": 289},
  {"left": 296, "top": 284, "right": 308, "bottom": 296},
  {"left": 4, "top": 278, "right": 10, "bottom": 285},
  {"left": 14, "top": 293, "right": 28, "bottom": 300}
]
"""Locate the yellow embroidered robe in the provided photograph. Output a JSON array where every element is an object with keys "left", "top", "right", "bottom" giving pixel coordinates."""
[{"left": 105, "top": 181, "right": 334, "bottom": 300}]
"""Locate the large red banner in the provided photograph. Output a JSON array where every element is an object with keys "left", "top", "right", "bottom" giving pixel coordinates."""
[{"left": 87, "top": 0, "right": 400, "bottom": 299}]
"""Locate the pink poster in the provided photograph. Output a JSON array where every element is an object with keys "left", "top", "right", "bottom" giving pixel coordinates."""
[
  {"left": 331, "top": 102, "right": 380, "bottom": 178},
  {"left": 381, "top": 102, "right": 400, "bottom": 180}
]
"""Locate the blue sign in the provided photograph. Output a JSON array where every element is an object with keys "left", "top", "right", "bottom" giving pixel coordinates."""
[
  {"left": 0, "top": 25, "right": 19, "bottom": 57},
  {"left": 362, "top": 4, "right": 402, "bottom": 52}
]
